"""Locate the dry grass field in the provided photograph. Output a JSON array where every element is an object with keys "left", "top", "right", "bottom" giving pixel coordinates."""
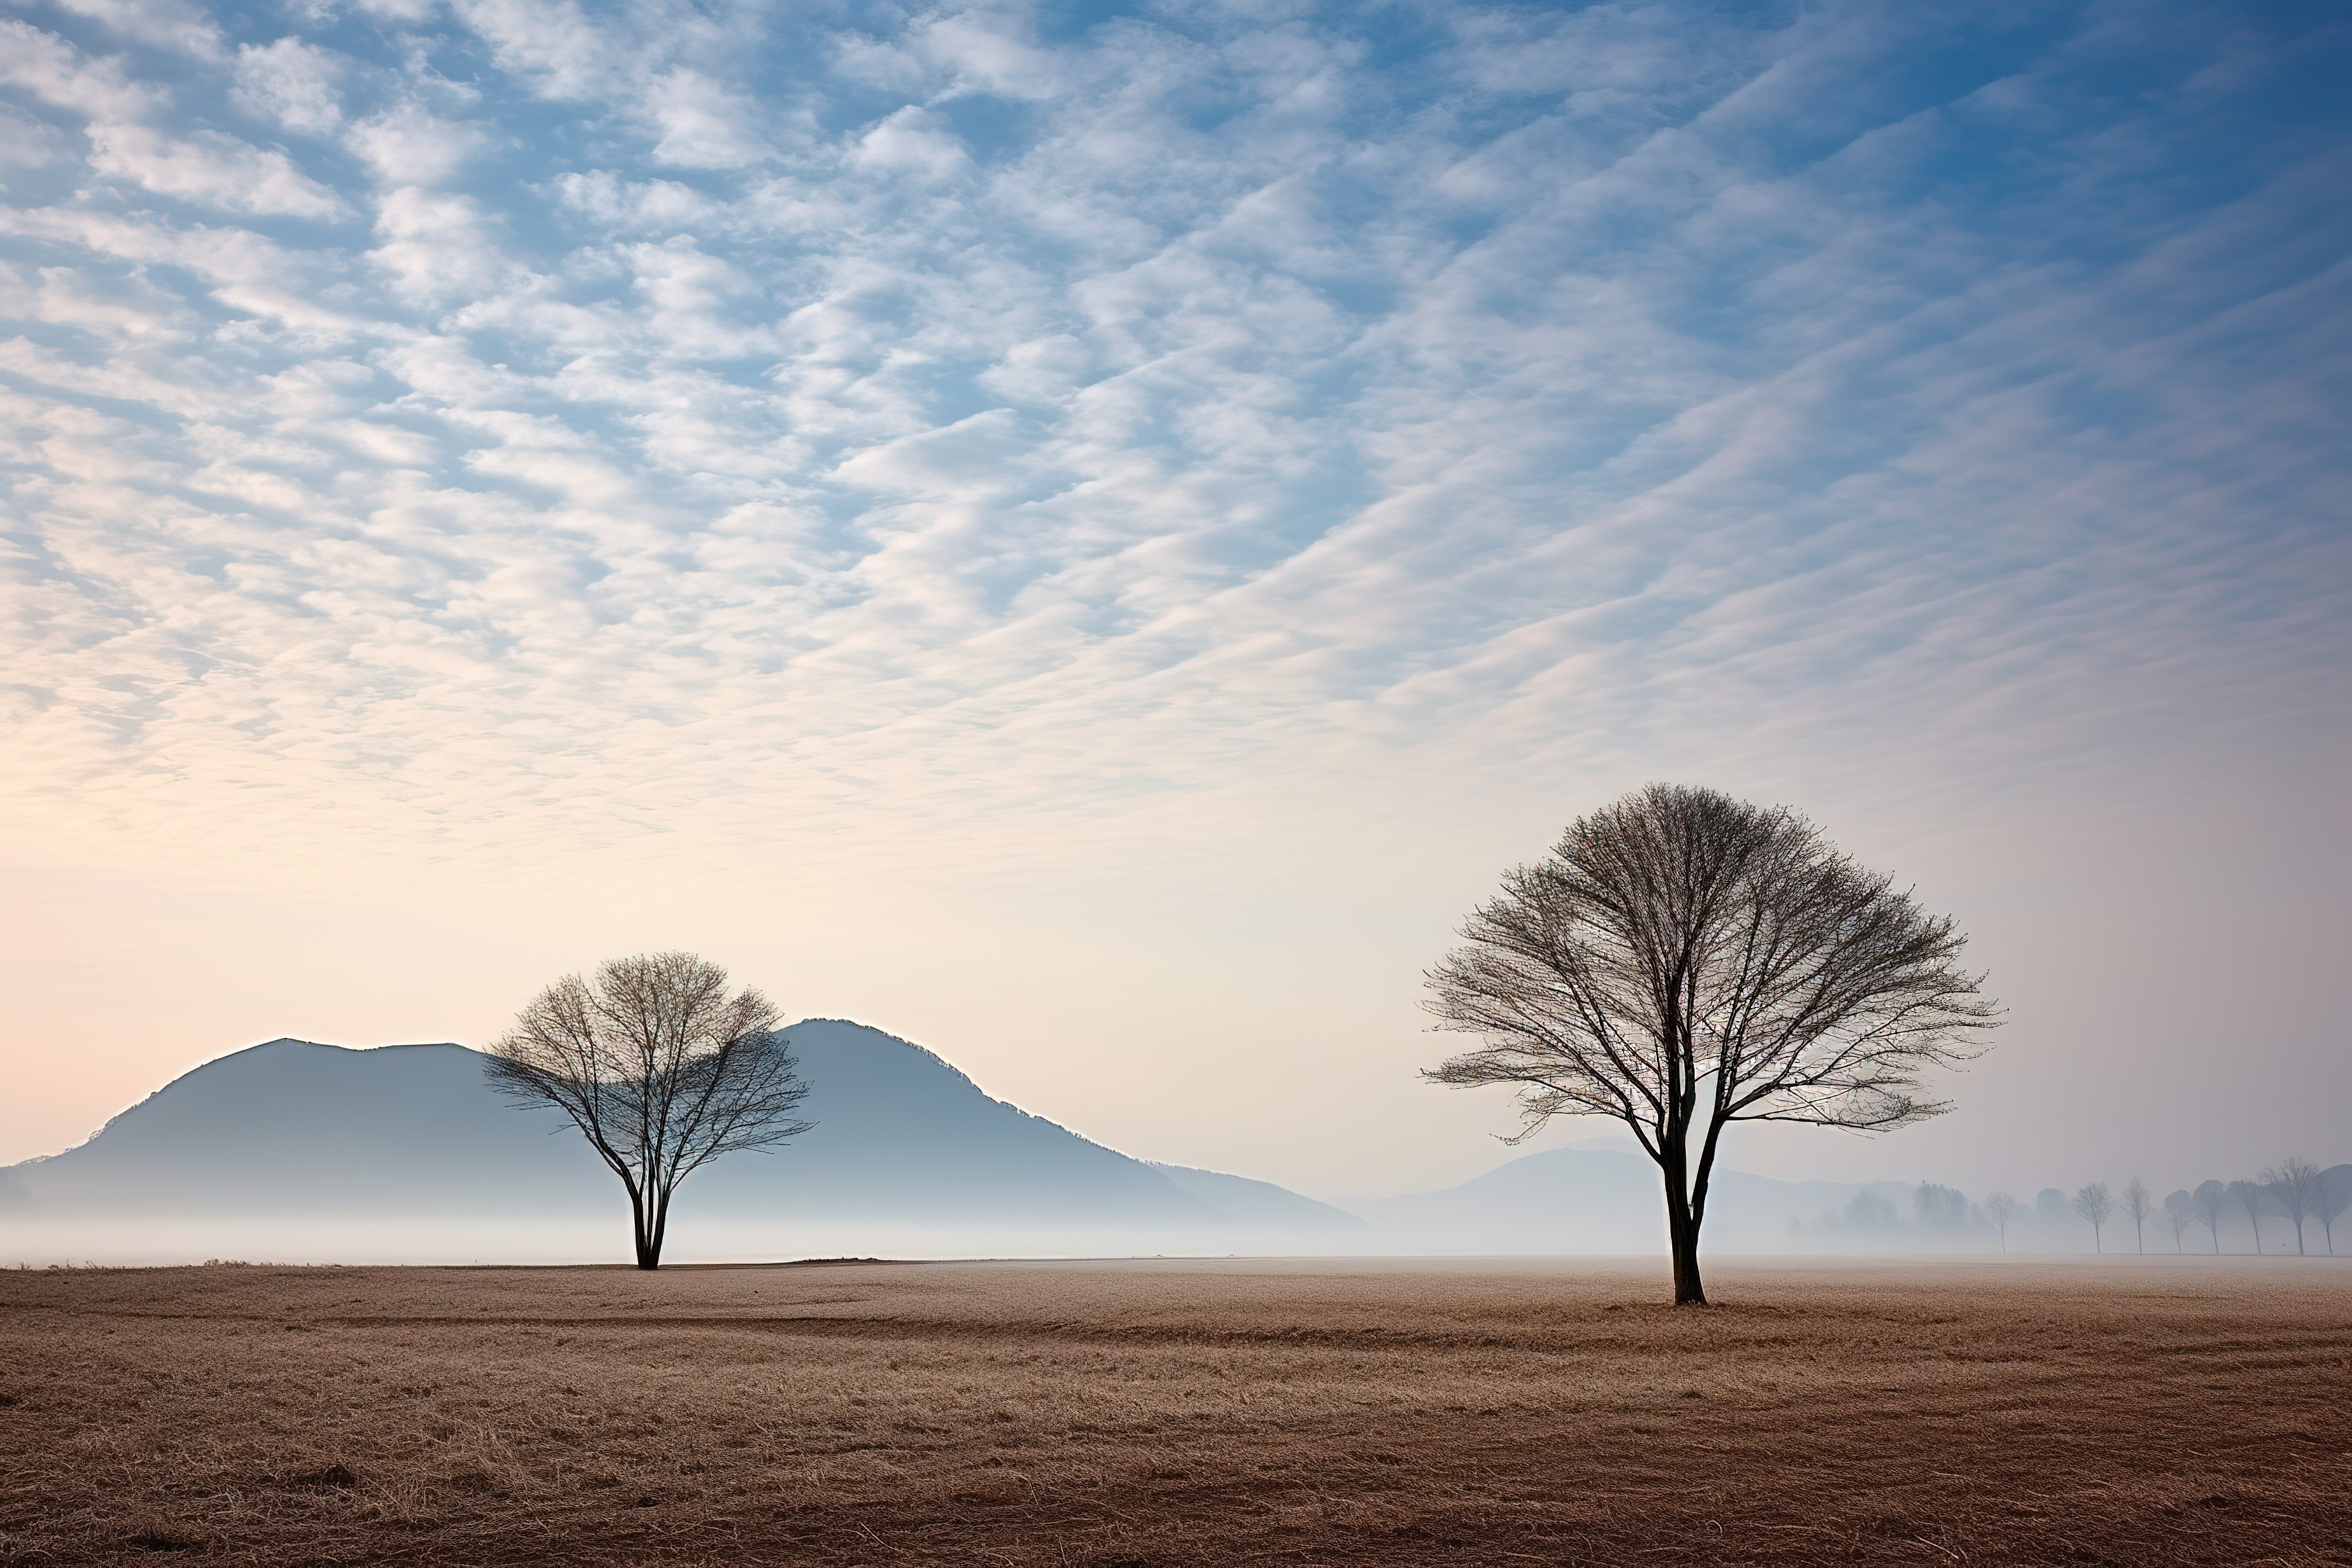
[{"left": 1, "top": 1256, "right": 2346, "bottom": 1566}]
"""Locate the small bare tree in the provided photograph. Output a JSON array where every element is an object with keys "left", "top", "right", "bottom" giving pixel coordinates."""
[
  {"left": 1984, "top": 1190, "right": 2017, "bottom": 1253},
  {"left": 2072, "top": 1182, "right": 2113, "bottom": 1253},
  {"left": 2260, "top": 1158, "right": 2319, "bottom": 1256},
  {"left": 1422, "top": 784, "right": 1999, "bottom": 1306},
  {"left": 2228, "top": 1179, "right": 2267, "bottom": 1255},
  {"left": 2161, "top": 1189, "right": 2193, "bottom": 1252},
  {"left": 2121, "top": 1176, "right": 2153, "bottom": 1255},
  {"left": 486, "top": 952, "right": 812, "bottom": 1269},
  {"left": 2193, "top": 1180, "right": 2227, "bottom": 1253}
]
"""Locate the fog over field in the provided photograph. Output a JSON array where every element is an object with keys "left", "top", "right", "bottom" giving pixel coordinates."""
[{"left": 5, "top": 1026, "right": 2341, "bottom": 1268}]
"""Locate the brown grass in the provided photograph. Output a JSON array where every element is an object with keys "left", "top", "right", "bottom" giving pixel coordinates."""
[{"left": 2, "top": 1256, "right": 2347, "bottom": 1565}]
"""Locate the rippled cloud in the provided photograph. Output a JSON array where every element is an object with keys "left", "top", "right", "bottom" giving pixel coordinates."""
[{"left": 0, "top": 0, "right": 2344, "bottom": 887}]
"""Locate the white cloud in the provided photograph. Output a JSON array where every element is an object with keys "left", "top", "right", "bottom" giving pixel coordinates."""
[
  {"left": 641, "top": 69, "right": 770, "bottom": 169},
  {"left": 232, "top": 37, "right": 348, "bottom": 135},
  {"left": 0, "top": 19, "right": 164, "bottom": 121},
  {"left": 85, "top": 122, "right": 348, "bottom": 218},
  {"left": 550, "top": 169, "right": 714, "bottom": 231},
  {"left": 49, "top": 0, "right": 224, "bottom": 59},
  {"left": 0, "top": 103, "right": 68, "bottom": 167},
  {"left": 366, "top": 187, "right": 511, "bottom": 300},
  {"left": 347, "top": 101, "right": 489, "bottom": 185},
  {"left": 850, "top": 106, "right": 970, "bottom": 179}
]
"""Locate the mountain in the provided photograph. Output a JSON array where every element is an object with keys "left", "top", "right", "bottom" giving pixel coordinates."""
[
  {"left": 0, "top": 1020, "right": 1357, "bottom": 1263},
  {"left": 2, "top": 1038, "right": 605, "bottom": 1218},
  {"left": 684, "top": 1020, "right": 1197, "bottom": 1222},
  {"left": 1148, "top": 1163, "right": 1370, "bottom": 1233}
]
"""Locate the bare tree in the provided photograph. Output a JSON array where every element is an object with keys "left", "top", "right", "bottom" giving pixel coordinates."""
[
  {"left": 2121, "top": 1176, "right": 2152, "bottom": 1255},
  {"left": 2071, "top": 1182, "right": 2113, "bottom": 1253},
  {"left": 2161, "top": 1189, "right": 2193, "bottom": 1253},
  {"left": 2193, "top": 1180, "right": 2227, "bottom": 1253},
  {"left": 1984, "top": 1190, "right": 2018, "bottom": 1253},
  {"left": 1422, "top": 784, "right": 1999, "bottom": 1306},
  {"left": 2260, "top": 1158, "right": 2319, "bottom": 1256},
  {"left": 2317, "top": 1167, "right": 2350, "bottom": 1258},
  {"left": 2227, "top": 1179, "right": 2266, "bottom": 1255},
  {"left": 486, "top": 951, "right": 812, "bottom": 1269}
]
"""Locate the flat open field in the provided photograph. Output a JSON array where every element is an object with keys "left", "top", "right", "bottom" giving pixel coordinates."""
[{"left": 1, "top": 1257, "right": 2346, "bottom": 1566}]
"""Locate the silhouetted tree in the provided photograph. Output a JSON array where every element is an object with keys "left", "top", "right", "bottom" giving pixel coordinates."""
[
  {"left": 1423, "top": 784, "right": 1999, "bottom": 1306},
  {"left": 2072, "top": 1182, "right": 2113, "bottom": 1253},
  {"left": 2162, "top": 1189, "right": 2193, "bottom": 1253},
  {"left": 2316, "top": 1167, "right": 2350, "bottom": 1258},
  {"left": 1984, "top": 1190, "right": 2018, "bottom": 1253},
  {"left": 2193, "top": 1180, "right": 2228, "bottom": 1253},
  {"left": 486, "top": 951, "right": 812, "bottom": 1269},
  {"left": 2261, "top": 1158, "right": 2318, "bottom": 1256},
  {"left": 2228, "top": 1179, "right": 2266, "bottom": 1255},
  {"left": 2121, "top": 1176, "right": 2152, "bottom": 1255}
]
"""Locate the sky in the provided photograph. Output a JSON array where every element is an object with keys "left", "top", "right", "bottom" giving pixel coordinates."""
[{"left": 1, "top": 0, "right": 2346, "bottom": 1204}]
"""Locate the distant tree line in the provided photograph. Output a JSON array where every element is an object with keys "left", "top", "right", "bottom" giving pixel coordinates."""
[{"left": 1813, "top": 1157, "right": 2348, "bottom": 1256}]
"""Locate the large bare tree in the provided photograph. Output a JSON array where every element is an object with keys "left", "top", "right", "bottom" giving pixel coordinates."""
[
  {"left": 1422, "top": 784, "right": 1999, "bottom": 1306},
  {"left": 486, "top": 952, "right": 812, "bottom": 1269}
]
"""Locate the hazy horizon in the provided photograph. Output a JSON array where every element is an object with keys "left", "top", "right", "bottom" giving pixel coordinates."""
[
  {"left": 2, "top": 0, "right": 2345, "bottom": 1201},
  {"left": 7, "top": 1026, "right": 2341, "bottom": 1271}
]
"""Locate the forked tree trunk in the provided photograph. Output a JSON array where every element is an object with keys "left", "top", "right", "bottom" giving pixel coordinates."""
[
  {"left": 1660, "top": 1156, "right": 1708, "bottom": 1307},
  {"left": 629, "top": 1182, "right": 666, "bottom": 1270}
]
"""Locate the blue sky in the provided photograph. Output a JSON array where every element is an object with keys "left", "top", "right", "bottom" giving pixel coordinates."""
[{"left": 2, "top": 0, "right": 2346, "bottom": 1196}]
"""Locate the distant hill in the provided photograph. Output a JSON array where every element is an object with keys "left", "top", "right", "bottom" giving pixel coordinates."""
[
  {"left": 8, "top": 1029, "right": 2332, "bottom": 1264},
  {"left": 1344, "top": 1144, "right": 1959, "bottom": 1254},
  {"left": 1, "top": 1038, "right": 605, "bottom": 1218},
  {"left": 1148, "top": 1162, "right": 1369, "bottom": 1233},
  {"left": 0, "top": 1020, "right": 1358, "bottom": 1263}
]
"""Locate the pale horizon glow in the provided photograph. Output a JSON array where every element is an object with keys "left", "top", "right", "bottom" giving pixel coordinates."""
[{"left": 1, "top": 0, "right": 2345, "bottom": 1208}]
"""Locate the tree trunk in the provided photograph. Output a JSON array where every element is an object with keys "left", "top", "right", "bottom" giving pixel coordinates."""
[
  {"left": 632, "top": 1199, "right": 657, "bottom": 1270},
  {"left": 1661, "top": 1166, "right": 1708, "bottom": 1307},
  {"left": 648, "top": 1185, "right": 674, "bottom": 1269},
  {"left": 632, "top": 1186, "right": 665, "bottom": 1270}
]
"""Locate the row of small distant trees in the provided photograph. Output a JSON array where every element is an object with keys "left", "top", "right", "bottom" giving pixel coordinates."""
[{"left": 1979, "top": 1158, "right": 2348, "bottom": 1256}]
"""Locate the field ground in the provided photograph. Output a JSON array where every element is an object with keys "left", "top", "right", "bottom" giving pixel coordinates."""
[{"left": 1, "top": 1256, "right": 2347, "bottom": 1566}]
